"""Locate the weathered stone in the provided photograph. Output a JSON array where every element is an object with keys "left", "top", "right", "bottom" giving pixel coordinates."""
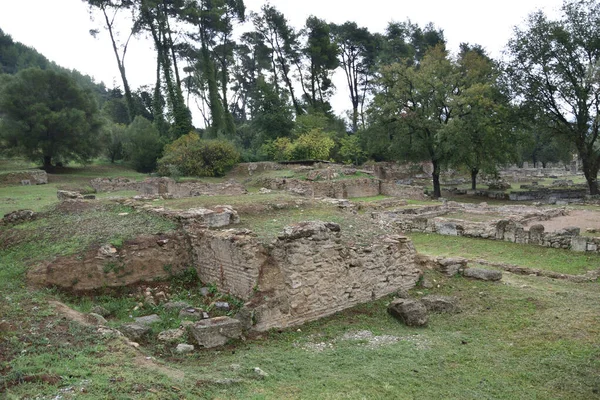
[
  {"left": 177, "top": 206, "right": 240, "bottom": 227},
  {"left": 214, "top": 302, "right": 230, "bottom": 312},
  {"left": 435, "top": 257, "right": 467, "bottom": 276},
  {"left": 387, "top": 298, "right": 428, "bottom": 327},
  {"left": 2, "top": 209, "right": 36, "bottom": 225},
  {"left": 463, "top": 268, "right": 502, "bottom": 281},
  {"left": 163, "top": 301, "right": 191, "bottom": 312},
  {"left": 278, "top": 221, "right": 341, "bottom": 240},
  {"left": 571, "top": 236, "right": 588, "bottom": 252},
  {"left": 0, "top": 170, "right": 47, "bottom": 185},
  {"left": 90, "top": 306, "right": 110, "bottom": 317},
  {"left": 199, "top": 287, "right": 210, "bottom": 297},
  {"left": 187, "top": 316, "right": 242, "bottom": 348},
  {"left": 135, "top": 314, "right": 161, "bottom": 325},
  {"left": 157, "top": 328, "right": 185, "bottom": 342},
  {"left": 253, "top": 367, "right": 269, "bottom": 379},
  {"left": 421, "top": 295, "right": 459, "bottom": 314},
  {"left": 175, "top": 343, "right": 195, "bottom": 354},
  {"left": 120, "top": 323, "right": 151, "bottom": 341},
  {"left": 179, "top": 307, "right": 205, "bottom": 321},
  {"left": 556, "top": 226, "right": 580, "bottom": 236},
  {"left": 57, "top": 190, "right": 84, "bottom": 201},
  {"left": 87, "top": 313, "right": 108, "bottom": 325}
]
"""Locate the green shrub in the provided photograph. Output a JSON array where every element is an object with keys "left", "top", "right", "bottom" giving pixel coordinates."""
[
  {"left": 157, "top": 132, "right": 240, "bottom": 177},
  {"left": 123, "top": 116, "right": 164, "bottom": 173},
  {"left": 291, "top": 129, "right": 335, "bottom": 160}
]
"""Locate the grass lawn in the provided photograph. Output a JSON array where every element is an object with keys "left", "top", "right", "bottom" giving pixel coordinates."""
[{"left": 409, "top": 232, "right": 599, "bottom": 275}]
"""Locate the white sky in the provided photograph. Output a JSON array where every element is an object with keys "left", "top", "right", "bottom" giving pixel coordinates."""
[{"left": 0, "top": 0, "right": 564, "bottom": 125}]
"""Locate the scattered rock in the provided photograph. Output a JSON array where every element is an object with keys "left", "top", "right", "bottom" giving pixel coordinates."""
[
  {"left": 179, "top": 307, "right": 206, "bottom": 321},
  {"left": 258, "top": 188, "right": 272, "bottom": 194},
  {"left": 2, "top": 209, "right": 36, "bottom": 225},
  {"left": 57, "top": 190, "right": 84, "bottom": 201},
  {"left": 175, "top": 343, "right": 195, "bottom": 354},
  {"left": 421, "top": 295, "right": 459, "bottom": 314},
  {"left": 120, "top": 323, "right": 151, "bottom": 341},
  {"left": 214, "top": 301, "right": 230, "bottom": 312},
  {"left": 134, "top": 314, "right": 161, "bottom": 326},
  {"left": 463, "top": 268, "right": 502, "bottom": 281},
  {"left": 436, "top": 257, "right": 467, "bottom": 276},
  {"left": 163, "top": 301, "right": 191, "bottom": 312},
  {"left": 388, "top": 299, "right": 428, "bottom": 327},
  {"left": 187, "top": 316, "right": 242, "bottom": 348},
  {"left": 157, "top": 329, "right": 185, "bottom": 342},
  {"left": 253, "top": 367, "right": 269, "bottom": 379},
  {"left": 90, "top": 306, "right": 110, "bottom": 317},
  {"left": 420, "top": 278, "right": 435, "bottom": 289},
  {"left": 87, "top": 313, "right": 107, "bottom": 325},
  {"left": 199, "top": 287, "right": 210, "bottom": 297}
]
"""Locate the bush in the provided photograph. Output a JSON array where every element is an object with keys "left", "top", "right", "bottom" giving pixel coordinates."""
[
  {"left": 157, "top": 132, "right": 240, "bottom": 177},
  {"left": 291, "top": 129, "right": 335, "bottom": 160},
  {"left": 123, "top": 116, "right": 164, "bottom": 173}
]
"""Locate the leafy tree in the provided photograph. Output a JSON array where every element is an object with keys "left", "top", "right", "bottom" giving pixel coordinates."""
[
  {"left": 301, "top": 16, "right": 339, "bottom": 112},
  {"left": 0, "top": 68, "right": 103, "bottom": 169},
  {"left": 331, "top": 22, "right": 378, "bottom": 132},
  {"left": 446, "top": 44, "right": 515, "bottom": 190},
  {"left": 505, "top": 0, "right": 600, "bottom": 194},
  {"left": 249, "top": 76, "right": 294, "bottom": 142},
  {"left": 371, "top": 46, "right": 456, "bottom": 198},
  {"left": 157, "top": 132, "right": 239, "bottom": 177},
  {"left": 123, "top": 115, "right": 163, "bottom": 172},
  {"left": 102, "top": 121, "right": 127, "bottom": 163},
  {"left": 252, "top": 5, "right": 303, "bottom": 115},
  {"left": 84, "top": 0, "right": 140, "bottom": 123},
  {"left": 339, "top": 135, "right": 367, "bottom": 165}
]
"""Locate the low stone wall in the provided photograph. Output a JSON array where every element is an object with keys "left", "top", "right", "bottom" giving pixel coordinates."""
[
  {"left": 378, "top": 202, "right": 600, "bottom": 254},
  {"left": 0, "top": 170, "right": 48, "bottom": 185},
  {"left": 262, "top": 178, "right": 426, "bottom": 200},
  {"left": 508, "top": 188, "right": 587, "bottom": 201},
  {"left": 91, "top": 177, "right": 247, "bottom": 198}
]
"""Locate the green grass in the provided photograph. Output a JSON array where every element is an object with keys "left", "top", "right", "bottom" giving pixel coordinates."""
[{"left": 409, "top": 232, "right": 599, "bottom": 275}]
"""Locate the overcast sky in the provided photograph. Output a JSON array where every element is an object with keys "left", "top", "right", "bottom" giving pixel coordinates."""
[{"left": 0, "top": 0, "right": 564, "bottom": 124}]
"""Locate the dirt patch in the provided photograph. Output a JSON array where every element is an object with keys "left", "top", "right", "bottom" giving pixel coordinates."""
[{"left": 526, "top": 210, "right": 600, "bottom": 233}]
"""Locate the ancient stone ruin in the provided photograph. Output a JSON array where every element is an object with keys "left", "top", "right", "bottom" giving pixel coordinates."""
[
  {"left": 0, "top": 170, "right": 48, "bottom": 185},
  {"left": 376, "top": 201, "right": 600, "bottom": 254},
  {"left": 28, "top": 205, "right": 420, "bottom": 332}
]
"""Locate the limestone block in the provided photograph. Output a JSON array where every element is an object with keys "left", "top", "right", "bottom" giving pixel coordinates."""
[
  {"left": 387, "top": 298, "right": 428, "bottom": 327},
  {"left": 120, "top": 323, "right": 151, "bottom": 341},
  {"left": 571, "top": 236, "right": 588, "bottom": 252},
  {"left": 57, "top": 190, "right": 84, "bottom": 201},
  {"left": 135, "top": 314, "right": 161, "bottom": 325},
  {"left": 188, "top": 317, "right": 242, "bottom": 348},
  {"left": 463, "top": 268, "right": 502, "bottom": 281}
]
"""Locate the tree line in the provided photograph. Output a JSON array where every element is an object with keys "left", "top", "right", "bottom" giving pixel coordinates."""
[{"left": 1, "top": 0, "right": 598, "bottom": 196}]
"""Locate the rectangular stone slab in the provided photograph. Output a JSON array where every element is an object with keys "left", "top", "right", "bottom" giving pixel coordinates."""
[{"left": 187, "top": 316, "right": 242, "bottom": 348}]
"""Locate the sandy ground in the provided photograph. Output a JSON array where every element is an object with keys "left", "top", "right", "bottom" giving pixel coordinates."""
[{"left": 527, "top": 210, "right": 600, "bottom": 232}]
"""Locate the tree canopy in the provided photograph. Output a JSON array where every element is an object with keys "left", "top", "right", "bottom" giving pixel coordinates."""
[{"left": 0, "top": 68, "right": 103, "bottom": 169}]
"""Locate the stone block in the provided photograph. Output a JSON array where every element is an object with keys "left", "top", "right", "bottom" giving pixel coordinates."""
[
  {"left": 421, "top": 295, "right": 459, "bottom": 314},
  {"left": 463, "top": 268, "right": 502, "bottom": 281},
  {"left": 188, "top": 316, "right": 242, "bottom": 348},
  {"left": 120, "top": 323, "right": 151, "bottom": 341},
  {"left": 135, "top": 314, "right": 161, "bottom": 325},
  {"left": 387, "top": 298, "right": 428, "bottom": 327},
  {"left": 571, "top": 236, "right": 588, "bottom": 252}
]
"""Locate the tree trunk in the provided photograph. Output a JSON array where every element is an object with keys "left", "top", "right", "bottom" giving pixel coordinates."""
[
  {"left": 471, "top": 168, "right": 479, "bottom": 190},
  {"left": 583, "top": 162, "right": 599, "bottom": 195},
  {"left": 43, "top": 155, "right": 52, "bottom": 171},
  {"left": 431, "top": 160, "right": 441, "bottom": 199}
]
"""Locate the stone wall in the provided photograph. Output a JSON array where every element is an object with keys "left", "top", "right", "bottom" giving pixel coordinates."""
[
  {"left": 29, "top": 216, "right": 420, "bottom": 331},
  {"left": 91, "top": 177, "right": 247, "bottom": 198},
  {"left": 0, "top": 170, "right": 48, "bottom": 185},
  {"left": 378, "top": 202, "right": 600, "bottom": 254},
  {"left": 245, "top": 222, "right": 419, "bottom": 331},
  {"left": 262, "top": 178, "right": 426, "bottom": 200}
]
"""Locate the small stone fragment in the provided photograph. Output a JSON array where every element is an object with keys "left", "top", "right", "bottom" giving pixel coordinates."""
[{"left": 175, "top": 344, "right": 195, "bottom": 354}]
